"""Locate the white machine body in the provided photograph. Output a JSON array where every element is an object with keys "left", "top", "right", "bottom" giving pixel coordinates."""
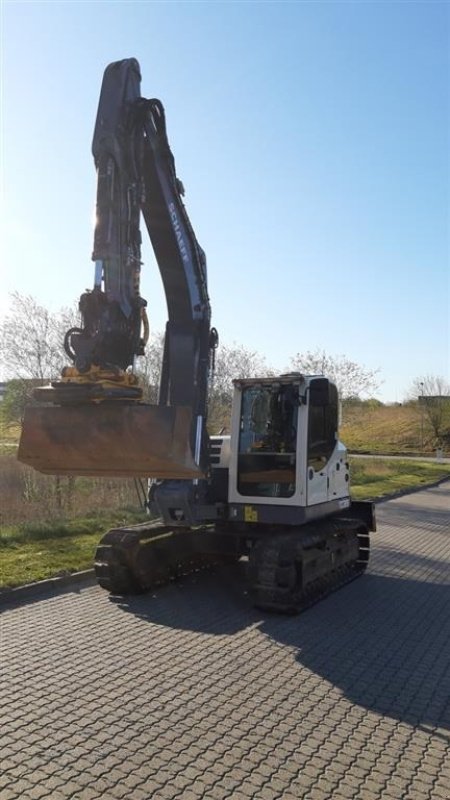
[{"left": 210, "top": 374, "right": 350, "bottom": 510}]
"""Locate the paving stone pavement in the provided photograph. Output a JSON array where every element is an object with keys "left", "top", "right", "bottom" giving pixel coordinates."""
[{"left": 1, "top": 483, "right": 449, "bottom": 800}]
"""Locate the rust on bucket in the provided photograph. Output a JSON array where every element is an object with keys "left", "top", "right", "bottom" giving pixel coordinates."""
[{"left": 18, "top": 403, "right": 202, "bottom": 479}]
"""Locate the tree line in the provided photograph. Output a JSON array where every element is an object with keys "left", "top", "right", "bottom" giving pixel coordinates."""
[
  {"left": 1, "top": 291, "right": 448, "bottom": 444},
  {"left": 0, "top": 292, "right": 380, "bottom": 422}
]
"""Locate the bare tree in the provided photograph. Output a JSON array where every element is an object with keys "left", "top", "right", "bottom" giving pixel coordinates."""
[
  {"left": 135, "top": 331, "right": 165, "bottom": 403},
  {"left": 134, "top": 335, "right": 274, "bottom": 432},
  {"left": 410, "top": 375, "right": 450, "bottom": 446},
  {"left": 0, "top": 292, "right": 79, "bottom": 381},
  {"left": 208, "top": 343, "right": 274, "bottom": 432},
  {"left": 288, "top": 349, "right": 381, "bottom": 400},
  {"left": 0, "top": 292, "right": 81, "bottom": 426},
  {"left": 211, "top": 343, "right": 273, "bottom": 404}
]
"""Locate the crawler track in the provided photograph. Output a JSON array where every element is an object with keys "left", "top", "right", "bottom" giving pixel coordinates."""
[
  {"left": 247, "top": 519, "right": 370, "bottom": 613},
  {"left": 94, "top": 521, "right": 238, "bottom": 595},
  {"left": 95, "top": 516, "right": 370, "bottom": 615}
]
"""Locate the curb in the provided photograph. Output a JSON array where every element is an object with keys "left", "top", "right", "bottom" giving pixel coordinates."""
[
  {"left": 349, "top": 451, "right": 444, "bottom": 459},
  {"left": 0, "top": 569, "right": 96, "bottom": 608},
  {"left": 370, "top": 475, "right": 450, "bottom": 505}
]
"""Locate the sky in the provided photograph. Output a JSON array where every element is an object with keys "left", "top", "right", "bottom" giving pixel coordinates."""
[{"left": 1, "top": 0, "right": 449, "bottom": 401}]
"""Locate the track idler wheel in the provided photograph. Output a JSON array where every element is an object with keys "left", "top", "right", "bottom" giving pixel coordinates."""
[
  {"left": 94, "top": 530, "right": 144, "bottom": 594},
  {"left": 248, "top": 536, "right": 303, "bottom": 614},
  {"left": 95, "top": 545, "right": 136, "bottom": 594}
]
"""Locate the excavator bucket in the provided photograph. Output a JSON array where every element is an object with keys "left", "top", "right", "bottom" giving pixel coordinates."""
[{"left": 18, "top": 403, "right": 203, "bottom": 479}]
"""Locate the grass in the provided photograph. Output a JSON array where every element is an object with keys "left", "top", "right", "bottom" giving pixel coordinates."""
[
  {"left": 0, "top": 421, "right": 21, "bottom": 441},
  {"left": 1, "top": 458, "right": 449, "bottom": 591},
  {"left": 0, "top": 421, "right": 21, "bottom": 455},
  {"left": 0, "top": 509, "right": 148, "bottom": 590},
  {"left": 341, "top": 403, "right": 447, "bottom": 455},
  {"left": 349, "top": 457, "right": 450, "bottom": 500},
  {"left": 0, "top": 533, "right": 103, "bottom": 588}
]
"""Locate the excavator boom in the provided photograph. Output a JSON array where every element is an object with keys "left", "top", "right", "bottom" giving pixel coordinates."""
[{"left": 18, "top": 59, "right": 214, "bottom": 480}]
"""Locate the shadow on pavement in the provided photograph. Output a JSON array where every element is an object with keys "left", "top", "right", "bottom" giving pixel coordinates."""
[
  {"left": 376, "top": 502, "right": 450, "bottom": 528},
  {"left": 114, "top": 551, "right": 450, "bottom": 736},
  {"left": 262, "top": 571, "right": 450, "bottom": 738},
  {"left": 111, "top": 561, "right": 255, "bottom": 636}
]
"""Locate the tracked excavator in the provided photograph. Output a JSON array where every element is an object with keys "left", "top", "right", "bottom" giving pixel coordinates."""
[{"left": 18, "top": 58, "right": 375, "bottom": 613}]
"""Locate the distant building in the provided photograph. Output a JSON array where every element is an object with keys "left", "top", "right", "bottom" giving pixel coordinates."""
[{"left": 418, "top": 395, "right": 450, "bottom": 403}]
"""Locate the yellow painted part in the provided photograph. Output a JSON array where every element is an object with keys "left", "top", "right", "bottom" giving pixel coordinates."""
[
  {"left": 244, "top": 506, "right": 259, "bottom": 523},
  {"left": 61, "top": 365, "right": 140, "bottom": 386}
]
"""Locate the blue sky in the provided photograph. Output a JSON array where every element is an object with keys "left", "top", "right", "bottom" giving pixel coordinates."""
[{"left": 1, "top": 1, "right": 448, "bottom": 401}]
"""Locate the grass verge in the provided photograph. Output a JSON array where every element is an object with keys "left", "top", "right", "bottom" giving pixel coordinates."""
[
  {"left": 0, "top": 509, "right": 148, "bottom": 590},
  {"left": 349, "top": 458, "right": 450, "bottom": 500},
  {"left": 1, "top": 459, "right": 449, "bottom": 590}
]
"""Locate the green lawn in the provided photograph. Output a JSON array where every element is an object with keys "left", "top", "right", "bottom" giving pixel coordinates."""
[
  {"left": 1, "top": 459, "right": 449, "bottom": 591},
  {"left": 0, "top": 510, "right": 148, "bottom": 590},
  {"left": 0, "top": 533, "right": 101, "bottom": 587},
  {"left": 349, "top": 457, "right": 450, "bottom": 500}
]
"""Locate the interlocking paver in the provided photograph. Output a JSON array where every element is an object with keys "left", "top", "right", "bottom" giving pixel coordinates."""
[{"left": 1, "top": 482, "right": 449, "bottom": 799}]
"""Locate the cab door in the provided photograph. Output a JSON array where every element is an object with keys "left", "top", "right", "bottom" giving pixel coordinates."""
[{"left": 306, "top": 379, "right": 338, "bottom": 506}]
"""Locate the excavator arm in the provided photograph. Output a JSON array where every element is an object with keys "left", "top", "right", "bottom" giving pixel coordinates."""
[
  {"left": 65, "top": 59, "right": 146, "bottom": 374},
  {"left": 139, "top": 94, "right": 215, "bottom": 465},
  {"left": 18, "top": 58, "right": 216, "bottom": 478}
]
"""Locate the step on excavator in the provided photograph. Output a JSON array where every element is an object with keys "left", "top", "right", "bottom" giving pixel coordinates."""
[{"left": 18, "top": 58, "right": 375, "bottom": 613}]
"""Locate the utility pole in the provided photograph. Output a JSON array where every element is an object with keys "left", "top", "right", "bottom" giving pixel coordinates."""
[{"left": 420, "top": 382, "right": 424, "bottom": 451}]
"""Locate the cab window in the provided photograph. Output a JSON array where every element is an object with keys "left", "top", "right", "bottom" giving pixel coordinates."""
[
  {"left": 237, "top": 385, "right": 298, "bottom": 498},
  {"left": 307, "top": 380, "right": 338, "bottom": 470}
]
